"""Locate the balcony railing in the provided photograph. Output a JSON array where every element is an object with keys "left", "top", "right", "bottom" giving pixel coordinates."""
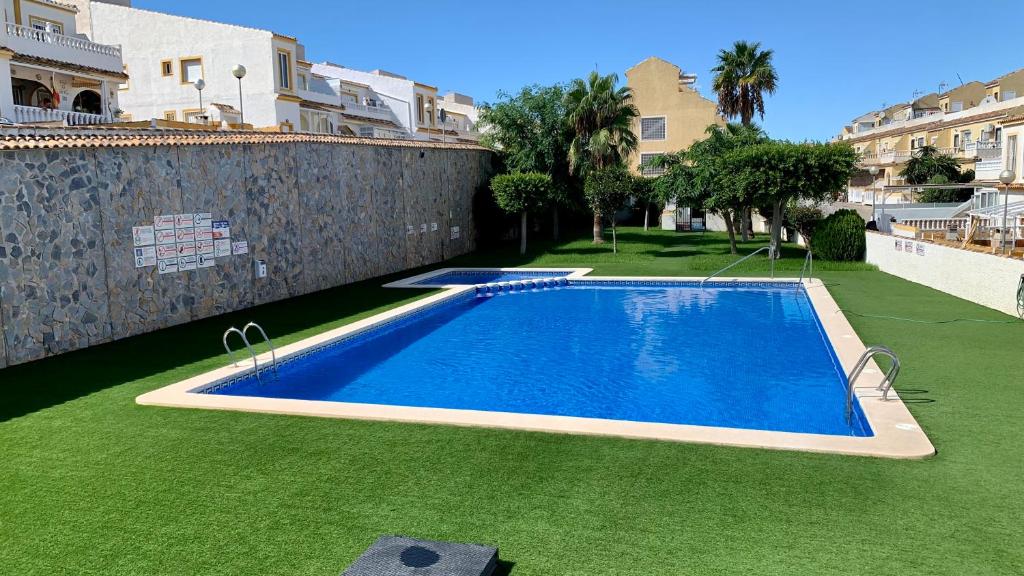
[
  {"left": 4, "top": 23, "right": 122, "bottom": 58},
  {"left": 344, "top": 102, "right": 393, "bottom": 118},
  {"left": 357, "top": 126, "right": 410, "bottom": 140},
  {"left": 13, "top": 105, "right": 111, "bottom": 126}
]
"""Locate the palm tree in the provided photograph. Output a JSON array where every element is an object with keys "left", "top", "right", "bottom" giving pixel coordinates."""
[
  {"left": 711, "top": 41, "right": 778, "bottom": 126},
  {"left": 565, "top": 71, "right": 639, "bottom": 243},
  {"left": 711, "top": 41, "right": 777, "bottom": 241},
  {"left": 900, "top": 145, "right": 963, "bottom": 185}
]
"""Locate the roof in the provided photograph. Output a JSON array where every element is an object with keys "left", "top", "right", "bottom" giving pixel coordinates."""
[
  {"left": 0, "top": 126, "right": 487, "bottom": 151},
  {"left": 300, "top": 100, "right": 345, "bottom": 113},
  {"left": 10, "top": 53, "right": 128, "bottom": 80},
  {"left": 36, "top": 0, "right": 78, "bottom": 12},
  {"left": 210, "top": 103, "right": 240, "bottom": 114},
  {"left": 339, "top": 113, "right": 402, "bottom": 129},
  {"left": 845, "top": 106, "right": 1024, "bottom": 144}
]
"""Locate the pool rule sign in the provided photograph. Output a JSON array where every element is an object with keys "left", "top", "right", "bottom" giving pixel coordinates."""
[{"left": 131, "top": 213, "right": 246, "bottom": 275}]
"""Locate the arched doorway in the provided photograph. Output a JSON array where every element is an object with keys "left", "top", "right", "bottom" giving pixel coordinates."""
[
  {"left": 11, "top": 79, "right": 54, "bottom": 109},
  {"left": 72, "top": 90, "right": 102, "bottom": 115}
]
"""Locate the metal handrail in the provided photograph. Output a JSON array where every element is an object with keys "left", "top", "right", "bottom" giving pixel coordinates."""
[
  {"left": 845, "top": 345, "right": 901, "bottom": 424},
  {"left": 223, "top": 327, "right": 261, "bottom": 383},
  {"left": 700, "top": 246, "right": 772, "bottom": 289},
  {"left": 243, "top": 322, "right": 278, "bottom": 376},
  {"left": 798, "top": 251, "right": 813, "bottom": 284}
]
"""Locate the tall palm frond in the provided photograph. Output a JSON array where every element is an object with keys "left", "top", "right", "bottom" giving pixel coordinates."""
[{"left": 712, "top": 41, "right": 778, "bottom": 125}]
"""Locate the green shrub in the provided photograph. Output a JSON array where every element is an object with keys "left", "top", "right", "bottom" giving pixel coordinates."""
[
  {"left": 489, "top": 172, "right": 552, "bottom": 214},
  {"left": 812, "top": 209, "right": 866, "bottom": 261},
  {"left": 787, "top": 205, "right": 823, "bottom": 244}
]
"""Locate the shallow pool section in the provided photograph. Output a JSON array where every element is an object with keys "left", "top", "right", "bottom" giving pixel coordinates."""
[{"left": 204, "top": 283, "right": 871, "bottom": 437}]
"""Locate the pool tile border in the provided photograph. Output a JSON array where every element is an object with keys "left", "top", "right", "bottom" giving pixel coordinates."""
[
  {"left": 137, "top": 273, "right": 935, "bottom": 459},
  {"left": 382, "top": 267, "right": 593, "bottom": 288}
]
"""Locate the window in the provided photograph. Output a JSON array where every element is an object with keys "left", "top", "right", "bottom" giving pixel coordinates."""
[
  {"left": 161, "top": 60, "right": 173, "bottom": 77},
  {"left": 163, "top": 110, "right": 177, "bottom": 121},
  {"left": 341, "top": 92, "right": 358, "bottom": 104},
  {"left": 179, "top": 57, "right": 202, "bottom": 84},
  {"left": 1008, "top": 135, "right": 1019, "bottom": 177},
  {"left": 951, "top": 100, "right": 963, "bottom": 112},
  {"left": 359, "top": 126, "right": 375, "bottom": 138},
  {"left": 1004, "top": 91, "right": 1017, "bottom": 101},
  {"left": 995, "top": 127, "right": 1002, "bottom": 143},
  {"left": 428, "top": 97, "right": 436, "bottom": 126},
  {"left": 277, "top": 50, "right": 291, "bottom": 90},
  {"left": 298, "top": 73, "right": 308, "bottom": 91},
  {"left": 416, "top": 94, "right": 424, "bottom": 124},
  {"left": 183, "top": 109, "right": 205, "bottom": 124},
  {"left": 29, "top": 17, "right": 63, "bottom": 35},
  {"left": 953, "top": 133, "right": 960, "bottom": 149},
  {"left": 640, "top": 153, "right": 665, "bottom": 177},
  {"left": 641, "top": 117, "right": 666, "bottom": 141}
]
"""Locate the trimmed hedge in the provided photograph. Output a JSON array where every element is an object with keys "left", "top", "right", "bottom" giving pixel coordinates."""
[{"left": 812, "top": 209, "right": 866, "bottom": 261}]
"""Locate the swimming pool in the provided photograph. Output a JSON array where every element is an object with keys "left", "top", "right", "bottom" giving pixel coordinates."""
[
  {"left": 139, "top": 273, "right": 934, "bottom": 458},
  {"left": 206, "top": 282, "right": 869, "bottom": 436}
]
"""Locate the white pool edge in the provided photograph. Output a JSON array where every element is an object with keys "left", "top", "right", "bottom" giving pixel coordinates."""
[{"left": 136, "top": 274, "right": 935, "bottom": 459}]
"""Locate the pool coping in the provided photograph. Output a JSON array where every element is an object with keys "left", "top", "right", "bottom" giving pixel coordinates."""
[
  {"left": 382, "top": 267, "right": 593, "bottom": 288},
  {"left": 136, "top": 274, "right": 935, "bottom": 459}
]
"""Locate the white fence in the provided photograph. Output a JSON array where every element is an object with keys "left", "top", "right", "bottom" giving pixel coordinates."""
[
  {"left": 865, "top": 231, "right": 1024, "bottom": 317},
  {"left": 13, "top": 105, "right": 110, "bottom": 126}
]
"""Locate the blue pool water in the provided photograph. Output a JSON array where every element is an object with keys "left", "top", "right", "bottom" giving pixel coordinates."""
[
  {"left": 413, "top": 270, "right": 572, "bottom": 285},
  {"left": 208, "top": 283, "right": 871, "bottom": 436}
]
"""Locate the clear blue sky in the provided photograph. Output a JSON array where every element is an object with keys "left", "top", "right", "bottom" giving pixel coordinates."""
[{"left": 136, "top": 0, "right": 1024, "bottom": 142}]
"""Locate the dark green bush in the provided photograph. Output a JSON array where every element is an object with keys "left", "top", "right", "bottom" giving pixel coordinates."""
[{"left": 812, "top": 209, "right": 866, "bottom": 261}]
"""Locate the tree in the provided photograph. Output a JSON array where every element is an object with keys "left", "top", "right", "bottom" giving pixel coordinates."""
[
  {"left": 490, "top": 172, "right": 553, "bottom": 255},
  {"left": 712, "top": 40, "right": 778, "bottom": 241},
  {"left": 584, "top": 166, "right": 631, "bottom": 253},
  {"left": 899, "top": 145, "right": 963, "bottom": 185},
  {"left": 478, "top": 84, "right": 574, "bottom": 240},
  {"left": 565, "top": 71, "right": 639, "bottom": 243},
  {"left": 653, "top": 123, "right": 767, "bottom": 254},
  {"left": 719, "top": 141, "right": 858, "bottom": 259},
  {"left": 712, "top": 41, "right": 779, "bottom": 126},
  {"left": 631, "top": 173, "right": 659, "bottom": 231},
  {"left": 786, "top": 204, "right": 824, "bottom": 245}
]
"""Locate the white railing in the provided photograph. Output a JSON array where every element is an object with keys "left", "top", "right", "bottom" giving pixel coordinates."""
[
  {"left": 4, "top": 22, "right": 122, "bottom": 58},
  {"left": 13, "top": 105, "right": 111, "bottom": 126},
  {"left": 900, "top": 218, "right": 969, "bottom": 231},
  {"left": 357, "top": 127, "right": 410, "bottom": 139},
  {"left": 344, "top": 102, "right": 393, "bottom": 118}
]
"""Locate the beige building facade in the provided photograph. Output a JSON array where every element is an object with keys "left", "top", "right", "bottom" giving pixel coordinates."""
[{"left": 625, "top": 56, "right": 723, "bottom": 177}]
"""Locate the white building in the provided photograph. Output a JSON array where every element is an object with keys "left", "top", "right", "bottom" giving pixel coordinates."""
[
  {"left": 1, "top": 0, "right": 125, "bottom": 125},
  {"left": 312, "top": 62, "right": 481, "bottom": 142},
  {"left": 77, "top": 0, "right": 343, "bottom": 132}
]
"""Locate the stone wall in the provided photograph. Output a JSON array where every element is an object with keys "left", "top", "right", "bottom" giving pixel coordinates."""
[{"left": 0, "top": 141, "right": 491, "bottom": 367}]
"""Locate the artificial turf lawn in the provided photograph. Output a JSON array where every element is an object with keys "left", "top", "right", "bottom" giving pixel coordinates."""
[{"left": 1, "top": 229, "right": 1021, "bottom": 575}]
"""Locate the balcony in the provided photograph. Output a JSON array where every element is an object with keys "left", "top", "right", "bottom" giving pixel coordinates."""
[
  {"left": 3, "top": 22, "right": 123, "bottom": 74},
  {"left": 12, "top": 105, "right": 111, "bottom": 126},
  {"left": 357, "top": 126, "right": 410, "bottom": 140},
  {"left": 344, "top": 102, "right": 394, "bottom": 119}
]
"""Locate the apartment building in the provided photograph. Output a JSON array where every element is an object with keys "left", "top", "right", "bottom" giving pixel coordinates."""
[
  {"left": 1, "top": 0, "right": 125, "bottom": 125},
  {"left": 840, "top": 68, "right": 1024, "bottom": 203},
  {"left": 75, "top": 0, "right": 345, "bottom": 132},
  {"left": 312, "top": 62, "right": 481, "bottom": 142},
  {"left": 624, "top": 56, "right": 723, "bottom": 177}
]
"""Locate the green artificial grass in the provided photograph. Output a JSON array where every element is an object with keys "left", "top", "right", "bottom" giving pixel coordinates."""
[{"left": 1, "top": 228, "right": 1021, "bottom": 575}]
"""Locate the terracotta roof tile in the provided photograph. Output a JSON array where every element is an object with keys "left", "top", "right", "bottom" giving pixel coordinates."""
[
  {"left": 10, "top": 53, "right": 127, "bottom": 79},
  {"left": 0, "top": 126, "right": 488, "bottom": 151}
]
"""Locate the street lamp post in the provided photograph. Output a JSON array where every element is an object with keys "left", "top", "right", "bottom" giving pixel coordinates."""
[
  {"left": 194, "top": 78, "right": 205, "bottom": 123},
  {"left": 868, "top": 165, "right": 880, "bottom": 224},
  {"left": 999, "top": 169, "right": 1016, "bottom": 255},
  {"left": 231, "top": 65, "right": 247, "bottom": 127}
]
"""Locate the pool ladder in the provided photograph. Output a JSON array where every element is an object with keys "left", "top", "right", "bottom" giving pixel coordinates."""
[
  {"left": 700, "top": 246, "right": 773, "bottom": 289},
  {"left": 222, "top": 322, "right": 278, "bottom": 383},
  {"left": 845, "top": 345, "right": 901, "bottom": 424}
]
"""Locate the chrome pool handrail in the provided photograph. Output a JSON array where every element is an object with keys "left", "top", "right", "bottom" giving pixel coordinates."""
[
  {"left": 798, "top": 250, "right": 814, "bottom": 285},
  {"left": 243, "top": 322, "right": 278, "bottom": 376},
  {"left": 222, "top": 326, "right": 262, "bottom": 384},
  {"left": 845, "top": 345, "right": 901, "bottom": 424},
  {"left": 700, "top": 246, "right": 772, "bottom": 289}
]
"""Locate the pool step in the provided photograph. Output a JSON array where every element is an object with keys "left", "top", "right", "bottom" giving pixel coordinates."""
[{"left": 474, "top": 277, "right": 569, "bottom": 295}]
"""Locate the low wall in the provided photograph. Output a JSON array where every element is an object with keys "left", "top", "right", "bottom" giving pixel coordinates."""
[
  {"left": 0, "top": 136, "right": 492, "bottom": 367},
  {"left": 865, "top": 231, "right": 1024, "bottom": 317}
]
